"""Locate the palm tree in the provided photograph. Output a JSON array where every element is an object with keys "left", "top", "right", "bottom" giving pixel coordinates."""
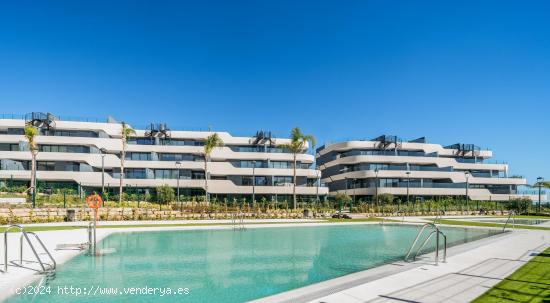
[
  {"left": 203, "top": 133, "right": 224, "bottom": 203},
  {"left": 119, "top": 122, "right": 135, "bottom": 204},
  {"left": 24, "top": 125, "right": 39, "bottom": 207},
  {"left": 279, "top": 127, "right": 316, "bottom": 209}
]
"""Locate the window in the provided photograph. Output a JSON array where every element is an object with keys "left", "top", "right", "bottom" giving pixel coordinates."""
[
  {"left": 154, "top": 169, "right": 179, "bottom": 179},
  {"left": 159, "top": 139, "right": 204, "bottom": 146},
  {"left": 40, "top": 145, "right": 90, "bottom": 153},
  {"left": 158, "top": 153, "right": 195, "bottom": 161},
  {"left": 269, "top": 161, "right": 292, "bottom": 169},
  {"left": 127, "top": 138, "right": 155, "bottom": 145},
  {"left": 0, "top": 143, "right": 19, "bottom": 151},
  {"left": 7, "top": 128, "right": 24, "bottom": 135},
  {"left": 242, "top": 176, "right": 253, "bottom": 186},
  {"left": 273, "top": 176, "right": 292, "bottom": 186},
  {"left": 45, "top": 130, "right": 98, "bottom": 138},
  {"left": 37, "top": 161, "right": 79, "bottom": 171},
  {"left": 126, "top": 152, "right": 152, "bottom": 161},
  {"left": 126, "top": 168, "right": 147, "bottom": 179},
  {"left": 191, "top": 171, "right": 204, "bottom": 179},
  {"left": 238, "top": 161, "right": 265, "bottom": 168}
]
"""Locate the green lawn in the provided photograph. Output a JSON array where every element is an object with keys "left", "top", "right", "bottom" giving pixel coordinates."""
[
  {"left": 431, "top": 219, "right": 550, "bottom": 230},
  {"left": 473, "top": 246, "right": 550, "bottom": 303}
]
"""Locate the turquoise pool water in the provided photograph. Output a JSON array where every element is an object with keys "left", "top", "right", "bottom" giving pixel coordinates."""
[{"left": 6, "top": 224, "right": 500, "bottom": 303}]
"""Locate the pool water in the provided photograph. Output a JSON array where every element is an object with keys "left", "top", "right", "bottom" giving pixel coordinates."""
[{"left": 7, "top": 224, "right": 500, "bottom": 303}]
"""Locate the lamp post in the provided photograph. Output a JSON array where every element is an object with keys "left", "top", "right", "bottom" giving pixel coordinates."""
[
  {"left": 176, "top": 161, "right": 182, "bottom": 212},
  {"left": 374, "top": 168, "right": 379, "bottom": 207},
  {"left": 406, "top": 170, "right": 411, "bottom": 209},
  {"left": 351, "top": 178, "right": 356, "bottom": 213},
  {"left": 537, "top": 177, "right": 543, "bottom": 213},
  {"left": 100, "top": 148, "right": 106, "bottom": 198},
  {"left": 316, "top": 169, "right": 320, "bottom": 204},
  {"left": 252, "top": 160, "right": 256, "bottom": 206},
  {"left": 464, "top": 171, "right": 470, "bottom": 211}
]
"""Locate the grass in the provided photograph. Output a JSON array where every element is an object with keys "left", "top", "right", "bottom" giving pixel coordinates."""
[
  {"left": 432, "top": 219, "right": 550, "bottom": 230},
  {"left": 473, "top": 246, "right": 550, "bottom": 303},
  {"left": 0, "top": 217, "right": 386, "bottom": 232}
]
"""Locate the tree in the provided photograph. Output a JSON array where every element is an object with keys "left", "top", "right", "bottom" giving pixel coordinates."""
[
  {"left": 24, "top": 125, "right": 39, "bottom": 207},
  {"left": 203, "top": 133, "right": 224, "bottom": 203},
  {"left": 119, "top": 122, "right": 135, "bottom": 204},
  {"left": 279, "top": 127, "right": 316, "bottom": 209},
  {"left": 334, "top": 192, "right": 351, "bottom": 208},
  {"left": 156, "top": 184, "right": 175, "bottom": 204},
  {"left": 378, "top": 193, "right": 394, "bottom": 204}
]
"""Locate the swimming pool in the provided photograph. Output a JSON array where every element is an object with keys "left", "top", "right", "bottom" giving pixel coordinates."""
[{"left": 6, "top": 224, "right": 500, "bottom": 303}]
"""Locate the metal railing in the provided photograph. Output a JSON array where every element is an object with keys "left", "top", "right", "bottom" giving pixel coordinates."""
[
  {"left": 502, "top": 211, "right": 516, "bottom": 232},
  {"left": 405, "top": 223, "right": 447, "bottom": 265},
  {"left": 3, "top": 225, "right": 56, "bottom": 274},
  {"left": 433, "top": 210, "right": 445, "bottom": 225},
  {"left": 231, "top": 212, "right": 245, "bottom": 230}
]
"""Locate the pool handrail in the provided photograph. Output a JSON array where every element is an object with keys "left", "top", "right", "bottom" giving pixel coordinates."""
[
  {"left": 405, "top": 223, "right": 447, "bottom": 265},
  {"left": 3, "top": 224, "right": 56, "bottom": 274},
  {"left": 502, "top": 211, "right": 516, "bottom": 232},
  {"left": 433, "top": 210, "right": 445, "bottom": 225},
  {"left": 232, "top": 212, "right": 245, "bottom": 229}
]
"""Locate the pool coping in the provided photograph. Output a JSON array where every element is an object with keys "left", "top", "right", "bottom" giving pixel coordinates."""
[{"left": 0, "top": 221, "right": 507, "bottom": 302}]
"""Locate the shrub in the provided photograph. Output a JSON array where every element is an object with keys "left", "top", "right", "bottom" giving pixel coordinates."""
[{"left": 156, "top": 184, "right": 175, "bottom": 204}]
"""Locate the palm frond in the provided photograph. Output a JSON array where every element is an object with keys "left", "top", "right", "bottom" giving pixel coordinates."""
[
  {"left": 24, "top": 125, "right": 38, "bottom": 150},
  {"left": 204, "top": 133, "right": 224, "bottom": 156}
]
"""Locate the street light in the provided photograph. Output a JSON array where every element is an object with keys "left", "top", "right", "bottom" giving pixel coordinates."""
[
  {"left": 464, "top": 171, "right": 470, "bottom": 211},
  {"left": 374, "top": 168, "right": 379, "bottom": 206},
  {"left": 252, "top": 160, "right": 256, "bottom": 206},
  {"left": 406, "top": 170, "right": 411, "bottom": 206},
  {"left": 100, "top": 148, "right": 107, "bottom": 196},
  {"left": 351, "top": 178, "right": 356, "bottom": 212},
  {"left": 316, "top": 169, "right": 321, "bottom": 204},
  {"left": 537, "top": 177, "right": 544, "bottom": 213},
  {"left": 176, "top": 161, "right": 183, "bottom": 211}
]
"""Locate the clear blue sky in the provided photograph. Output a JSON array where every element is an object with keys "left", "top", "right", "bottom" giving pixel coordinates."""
[{"left": 0, "top": 1, "right": 548, "bottom": 183}]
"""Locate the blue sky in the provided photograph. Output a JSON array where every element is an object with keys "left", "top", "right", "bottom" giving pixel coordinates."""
[{"left": 0, "top": 0, "right": 548, "bottom": 183}]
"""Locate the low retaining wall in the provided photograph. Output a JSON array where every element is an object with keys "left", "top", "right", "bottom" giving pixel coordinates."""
[
  {"left": 0, "top": 208, "right": 512, "bottom": 225},
  {"left": 0, "top": 208, "right": 332, "bottom": 224}
]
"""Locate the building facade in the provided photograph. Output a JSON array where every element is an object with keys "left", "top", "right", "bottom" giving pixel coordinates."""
[
  {"left": 0, "top": 113, "right": 328, "bottom": 202},
  {"left": 316, "top": 135, "right": 544, "bottom": 202}
]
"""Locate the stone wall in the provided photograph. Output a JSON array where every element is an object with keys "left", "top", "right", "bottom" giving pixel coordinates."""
[{"left": 0, "top": 208, "right": 329, "bottom": 224}]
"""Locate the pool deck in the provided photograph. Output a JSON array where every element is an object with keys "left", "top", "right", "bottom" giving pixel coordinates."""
[{"left": 0, "top": 217, "right": 548, "bottom": 303}]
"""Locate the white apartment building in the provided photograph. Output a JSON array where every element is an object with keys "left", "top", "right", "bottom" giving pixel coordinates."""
[
  {"left": 316, "top": 135, "right": 545, "bottom": 202},
  {"left": 0, "top": 113, "right": 328, "bottom": 202}
]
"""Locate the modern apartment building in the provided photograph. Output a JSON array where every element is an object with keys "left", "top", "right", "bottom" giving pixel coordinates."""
[
  {"left": 0, "top": 113, "right": 327, "bottom": 201},
  {"left": 316, "top": 135, "right": 544, "bottom": 202}
]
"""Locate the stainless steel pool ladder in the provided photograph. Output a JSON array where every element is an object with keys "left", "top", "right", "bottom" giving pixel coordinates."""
[
  {"left": 502, "top": 211, "right": 516, "bottom": 232},
  {"left": 380, "top": 211, "right": 405, "bottom": 225},
  {"left": 404, "top": 223, "right": 447, "bottom": 265},
  {"left": 2, "top": 225, "right": 56, "bottom": 274},
  {"left": 433, "top": 210, "right": 445, "bottom": 225},
  {"left": 232, "top": 212, "right": 245, "bottom": 230}
]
